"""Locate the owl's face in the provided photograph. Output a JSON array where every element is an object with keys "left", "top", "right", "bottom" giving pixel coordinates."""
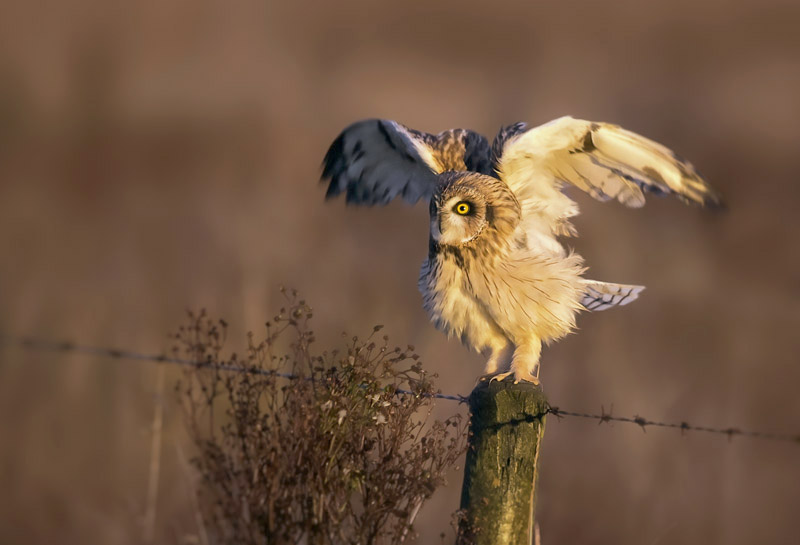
[
  {"left": 429, "top": 185, "right": 488, "bottom": 246},
  {"left": 429, "top": 171, "right": 521, "bottom": 249}
]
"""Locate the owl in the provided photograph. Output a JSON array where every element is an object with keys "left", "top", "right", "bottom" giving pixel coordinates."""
[{"left": 321, "top": 117, "right": 722, "bottom": 384}]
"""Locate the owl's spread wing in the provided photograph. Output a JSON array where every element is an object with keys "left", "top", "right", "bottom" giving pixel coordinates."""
[
  {"left": 496, "top": 116, "right": 723, "bottom": 237},
  {"left": 322, "top": 119, "right": 491, "bottom": 205}
]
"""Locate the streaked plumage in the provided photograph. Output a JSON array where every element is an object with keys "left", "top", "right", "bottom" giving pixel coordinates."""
[{"left": 322, "top": 116, "right": 722, "bottom": 383}]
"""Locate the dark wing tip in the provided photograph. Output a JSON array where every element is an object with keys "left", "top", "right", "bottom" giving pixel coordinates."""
[
  {"left": 688, "top": 170, "right": 726, "bottom": 212},
  {"left": 678, "top": 179, "right": 726, "bottom": 212},
  {"left": 321, "top": 131, "right": 346, "bottom": 180},
  {"left": 491, "top": 122, "right": 529, "bottom": 166},
  {"left": 319, "top": 118, "right": 441, "bottom": 206},
  {"left": 703, "top": 191, "right": 727, "bottom": 212},
  {"left": 324, "top": 175, "right": 343, "bottom": 200}
]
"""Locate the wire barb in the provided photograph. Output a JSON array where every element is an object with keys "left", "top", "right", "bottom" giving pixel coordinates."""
[
  {"left": 2, "top": 334, "right": 799, "bottom": 445},
  {"left": 598, "top": 404, "right": 613, "bottom": 426}
]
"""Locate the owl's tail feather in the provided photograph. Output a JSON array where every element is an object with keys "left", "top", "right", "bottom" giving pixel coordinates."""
[{"left": 581, "top": 280, "right": 645, "bottom": 311}]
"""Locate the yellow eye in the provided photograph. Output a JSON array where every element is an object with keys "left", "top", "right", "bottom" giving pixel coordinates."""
[{"left": 454, "top": 202, "right": 471, "bottom": 215}]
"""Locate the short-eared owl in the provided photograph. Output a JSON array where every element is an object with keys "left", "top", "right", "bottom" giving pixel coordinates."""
[{"left": 321, "top": 117, "right": 721, "bottom": 384}]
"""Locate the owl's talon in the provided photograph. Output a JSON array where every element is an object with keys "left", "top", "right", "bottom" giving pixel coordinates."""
[
  {"left": 517, "top": 374, "right": 540, "bottom": 386},
  {"left": 488, "top": 371, "right": 515, "bottom": 383},
  {"left": 511, "top": 371, "right": 541, "bottom": 385}
]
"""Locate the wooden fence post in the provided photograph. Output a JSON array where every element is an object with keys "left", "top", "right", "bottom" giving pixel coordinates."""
[{"left": 457, "top": 379, "right": 548, "bottom": 545}]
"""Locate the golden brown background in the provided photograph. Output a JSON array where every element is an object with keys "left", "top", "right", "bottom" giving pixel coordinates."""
[{"left": 1, "top": 1, "right": 799, "bottom": 543}]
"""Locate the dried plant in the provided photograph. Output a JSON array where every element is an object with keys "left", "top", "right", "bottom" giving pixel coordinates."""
[{"left": 174, "top": 289, "right": 467, "bottom": 545}]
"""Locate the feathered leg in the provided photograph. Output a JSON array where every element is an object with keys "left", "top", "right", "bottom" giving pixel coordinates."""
[
  {"left": 490, "top": 337, "right": 542, "bottom": 385},
  {"left": 479, "top": 337, "right": 514, "bottom": 382}
]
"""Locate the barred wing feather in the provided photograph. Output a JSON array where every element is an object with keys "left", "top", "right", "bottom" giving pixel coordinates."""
[
  {"left": 322, "top": 119, "right": 492, "bottom": 206},
  {"left": 581, "top": 280, "right": 645, "bottom": 312},
  {"left": 497, "top": 116, "right": 723, "bottom": 239}
]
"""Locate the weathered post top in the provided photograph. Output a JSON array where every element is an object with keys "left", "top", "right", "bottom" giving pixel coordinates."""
[{"left": 457, "top": 379, "right": 548, "bottom": 545}]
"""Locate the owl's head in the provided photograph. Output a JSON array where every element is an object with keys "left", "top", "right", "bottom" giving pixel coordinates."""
[{"left": 429, "top": 172, "right": 520, "bottom": 247}]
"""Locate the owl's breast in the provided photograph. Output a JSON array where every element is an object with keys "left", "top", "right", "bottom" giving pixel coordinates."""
[{"left": 418, "top": 253, "right": 507, "bottom": 352}]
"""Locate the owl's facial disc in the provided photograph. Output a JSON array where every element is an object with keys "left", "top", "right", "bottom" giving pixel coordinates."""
[{"left": 431, "top": 194, "right": 487, "bottom": 245}]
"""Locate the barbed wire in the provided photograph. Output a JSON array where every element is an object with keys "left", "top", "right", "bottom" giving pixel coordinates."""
[
  {"left": 1, "top": 335, "right": 302, "bottom": 380},
  {"left": 1, "top": 334, "right": 798, "bottom": 445},
  {"left": 0, "top": 335, "right": 467, "bottom": 402},
  {"left": 544, "top": 405, "right": 799, "bottom": 443}
]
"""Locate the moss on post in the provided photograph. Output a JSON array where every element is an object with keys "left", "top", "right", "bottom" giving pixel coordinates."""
[{"left": 457, "top": 379, "right": 548, "bottom": 545}]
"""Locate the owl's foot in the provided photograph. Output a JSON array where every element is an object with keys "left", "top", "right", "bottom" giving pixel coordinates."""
[
  {"left": 506, "top": 338, "right": 542, "bottom": 385},
  {"left": 478, "top": 372, "right": 509, "bottom": 383},
  {"left": 482, "top": 342, "right": 514, "bottom": 375},
  {"left": 512, "top": 370, "right": 541, "bottom": 385},
  {"left": 488, "top": 371, "right": 540, "bottom": 385},
  {"left": 488, "top": 371, "right": 514, "bottom": 383}
]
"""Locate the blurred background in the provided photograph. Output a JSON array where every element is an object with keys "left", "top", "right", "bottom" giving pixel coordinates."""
[{"left": 1, "top": 0, "right": 799, "bottom": 543}]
